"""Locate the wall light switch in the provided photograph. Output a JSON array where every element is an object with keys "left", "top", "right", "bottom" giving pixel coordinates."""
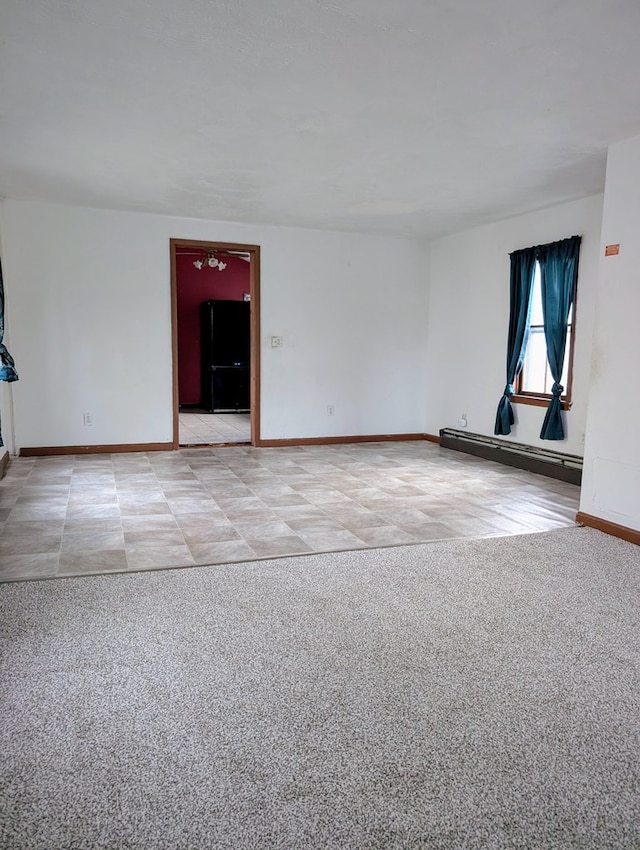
[{"left": 271, "top": 336, "right": 283, "bottom": 348}]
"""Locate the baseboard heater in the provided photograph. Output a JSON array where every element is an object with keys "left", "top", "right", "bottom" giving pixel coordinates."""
[{"left": 439, "top": 428, "right": 582, "bottom": 486}]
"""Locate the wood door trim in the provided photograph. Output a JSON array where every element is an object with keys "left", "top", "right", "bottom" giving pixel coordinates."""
[{"left": 169, "top": 238, "right": 261, "bottom": 448}]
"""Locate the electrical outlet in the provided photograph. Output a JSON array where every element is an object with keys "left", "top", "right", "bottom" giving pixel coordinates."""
[
  {"left": 327, "top": 405, "right": 335, "bottom": 416},
  {"left": 83, "top": 412, "right": 93, "bottom": 426},
  {"left": 271, "top": 336, "right": 283, "bottom": 348}
]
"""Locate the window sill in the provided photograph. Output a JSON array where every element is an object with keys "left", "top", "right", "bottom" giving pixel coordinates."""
[{"left": 511, "top": 394, "right": 572, "bottom": 411}]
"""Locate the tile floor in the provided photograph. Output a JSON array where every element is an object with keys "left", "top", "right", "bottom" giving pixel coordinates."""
[
  {"left": 0, "top": 441, "right": 580, "bottom": 582},
  {"left": 179, "top": 411, "right": 251, "bottom": 445}
]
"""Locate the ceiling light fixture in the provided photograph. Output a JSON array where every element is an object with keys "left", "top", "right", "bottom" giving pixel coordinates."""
[{"left": 193, "top": 252, "right": 227, "bottom": 272}]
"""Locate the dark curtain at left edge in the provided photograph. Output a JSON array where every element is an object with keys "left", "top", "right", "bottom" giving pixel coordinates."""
[{"left": 0, "top": 259, "right": 19, "bottom": 449}]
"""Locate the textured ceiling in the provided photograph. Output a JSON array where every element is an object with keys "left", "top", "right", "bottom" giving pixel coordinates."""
[{"left": 2, "top": 0, "right": 640, "bottom": 238}]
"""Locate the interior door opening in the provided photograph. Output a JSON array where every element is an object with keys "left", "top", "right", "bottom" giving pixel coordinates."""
[{"left": 170, "top": 239, "right": 261, "bottom": 448}]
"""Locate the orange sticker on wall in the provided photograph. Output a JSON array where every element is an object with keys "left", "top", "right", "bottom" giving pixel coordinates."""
[{"left": 605, "top": 244, "right": 620, "bottom": 256}]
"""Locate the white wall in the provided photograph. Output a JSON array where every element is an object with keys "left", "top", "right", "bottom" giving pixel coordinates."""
[
  {"left": 0, "top": 384, "right": 14, "bottom": 458},
  {"left": 424, "top": 195, "right": 603, "bottom": 455},
  {"left": 0, "top": 200, "right": 429, "bottom": 448},
  {"left": 580, "top": 135, "right": 640, "bottom": 531}
]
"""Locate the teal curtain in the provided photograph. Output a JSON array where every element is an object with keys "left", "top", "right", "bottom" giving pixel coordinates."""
[
  {"left": 0, "top": 259, "right": 19, "bottom": 449},
  {"left": 538, "top": 235, "right": 581, "bottom": 440},
  {"left": 494, "top": 248, "right": 536, "bottom": 435}
]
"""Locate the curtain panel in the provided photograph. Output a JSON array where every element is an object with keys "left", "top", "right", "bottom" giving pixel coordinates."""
[
  {"left": 538, "top": 235, "right": 582, "bottom": 440},
  {"left": 494, "top": 248, "right": 536, "bottom": 435}
]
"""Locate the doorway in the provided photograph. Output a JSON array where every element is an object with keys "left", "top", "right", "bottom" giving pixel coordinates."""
[{"left": 170, "top": 239, "right": 261, "bottom": 448}]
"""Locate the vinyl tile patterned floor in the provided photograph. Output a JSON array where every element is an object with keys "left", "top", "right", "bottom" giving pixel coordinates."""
[
  {"left": 0, "top": 441, "right": 580, "bottom": 582},
  {"left": 179, "top": 412, "right": 250, "bottom": 445}
]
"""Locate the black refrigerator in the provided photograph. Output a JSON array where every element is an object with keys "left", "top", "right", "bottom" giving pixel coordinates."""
[{"left": 200, "top": 300, "right": 250, "bottom": 413}]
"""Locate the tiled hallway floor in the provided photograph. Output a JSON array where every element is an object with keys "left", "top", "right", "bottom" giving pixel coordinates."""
[
  {"left": 179, "top": 412, "right": 250, "bottom": 445},
  {"left": 0, "top": 441, "right": 580, "bottom": 582}
]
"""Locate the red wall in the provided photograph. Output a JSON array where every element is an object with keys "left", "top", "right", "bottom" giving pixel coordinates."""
[{"left": 176, "top": 251, "right": 250, "bottom": 405}]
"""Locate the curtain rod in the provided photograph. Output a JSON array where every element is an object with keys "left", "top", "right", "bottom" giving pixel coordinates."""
[{"left": 510, "top": 234, "right": 581, "bottom": 256}]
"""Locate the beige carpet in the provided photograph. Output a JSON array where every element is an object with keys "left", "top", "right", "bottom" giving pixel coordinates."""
[{"left": 1, "top": 527, "right": 639, "bottom": 849}]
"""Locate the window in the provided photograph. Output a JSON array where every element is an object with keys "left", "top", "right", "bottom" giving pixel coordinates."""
[
  {"left": 514, "top": 261, "right": 575, "bottom": 409},
  {"left": 495, "top": 234, "right": 580, "bottom": 440}
]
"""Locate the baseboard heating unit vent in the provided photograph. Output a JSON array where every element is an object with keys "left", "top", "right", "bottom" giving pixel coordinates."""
[{"left": 439, "top": 429, "right": 582, "bottom": 486}]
